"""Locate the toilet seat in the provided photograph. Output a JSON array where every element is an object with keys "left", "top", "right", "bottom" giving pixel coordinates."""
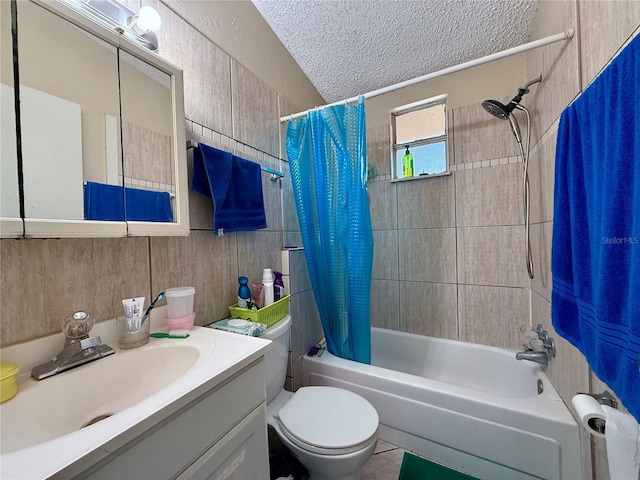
[{"left": 276, "top": 386, "right": 379, "bottom": 456}]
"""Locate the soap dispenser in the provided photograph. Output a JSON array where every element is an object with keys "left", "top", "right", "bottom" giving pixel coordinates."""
[{"left": 403, "top": 145, "right": 414, "bottom": 178}]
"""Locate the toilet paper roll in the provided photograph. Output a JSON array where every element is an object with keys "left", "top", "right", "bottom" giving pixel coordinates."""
[
  {"left": 602, "top": 406, "right": 640, "bottom": 480},
  {"left": 572, "top": 394, "right": 607, "bottom": 437}
]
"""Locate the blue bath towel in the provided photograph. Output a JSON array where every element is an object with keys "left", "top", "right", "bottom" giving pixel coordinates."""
[
  {"left": 84, "top": 182, "right": 173, "bottom": 222},
  {"left": 552, "top": 35, "right": 640, "bottom": 421},
  {"left": 191, "top": 143, "right": 266, "bottom": 234}
]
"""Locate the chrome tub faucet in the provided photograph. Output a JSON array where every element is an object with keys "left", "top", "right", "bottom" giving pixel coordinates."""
[
  {"left": 31, "top": 312, "right": 115, "bottom": 380},
  {"left": 516, "top": 324, "right": 556, "bottom": 366}
]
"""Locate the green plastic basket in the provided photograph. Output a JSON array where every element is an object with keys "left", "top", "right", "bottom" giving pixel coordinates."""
[{"left": 228, "top": 295, "right": 290, "bottom": 328}]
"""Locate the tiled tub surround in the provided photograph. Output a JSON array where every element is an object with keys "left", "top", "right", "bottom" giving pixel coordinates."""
[{"left": 367, "top": 109, "right": 529, "bottom": 351}]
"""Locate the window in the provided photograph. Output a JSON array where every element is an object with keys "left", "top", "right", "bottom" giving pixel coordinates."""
[{"left": 390, "top": 94, "right": 448, "bottom": 181}]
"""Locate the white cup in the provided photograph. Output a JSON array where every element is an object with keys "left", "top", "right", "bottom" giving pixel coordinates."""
[{"left": 165, "top": 286, "right": 195, "bottom": 319}]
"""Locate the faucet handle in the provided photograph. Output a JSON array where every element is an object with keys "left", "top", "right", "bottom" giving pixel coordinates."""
[{"left": 62, "top": 311, "right": 95, "bottom": 341}]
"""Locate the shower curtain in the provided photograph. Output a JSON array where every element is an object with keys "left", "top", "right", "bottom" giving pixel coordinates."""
[{"left": 286, "top": 97, "right": 373, "bottom": 363}]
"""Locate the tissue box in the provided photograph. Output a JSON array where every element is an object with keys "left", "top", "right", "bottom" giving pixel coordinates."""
[{"left": 208, "top": 318, "right": 266, "bottom": 336}]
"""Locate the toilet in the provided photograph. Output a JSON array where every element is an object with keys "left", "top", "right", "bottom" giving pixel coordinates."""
[{"left": 262, "top": 315, "right": 379, "bottom": 480}]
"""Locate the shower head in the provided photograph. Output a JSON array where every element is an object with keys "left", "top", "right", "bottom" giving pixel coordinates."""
[
  {"left": 482, "top": 99, "right": 513, "bottom": 120},
  {"left": 481, "top": 75, "right": 542, "bottom": 120}
]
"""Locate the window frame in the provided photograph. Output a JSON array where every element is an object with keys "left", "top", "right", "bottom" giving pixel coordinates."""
[{"left": 390, "top": 94, "right": 450, "bottom": 182}]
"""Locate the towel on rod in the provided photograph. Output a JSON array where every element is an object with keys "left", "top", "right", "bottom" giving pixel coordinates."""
[
  {"left": 84, "top": 181, "right": 173, "bottom": 222},
  {"left": 191, "top": 142, "right": 266, "bottom": 234},
  {"left": 551, "top": 34, "right": 640, "bottom": 421}
]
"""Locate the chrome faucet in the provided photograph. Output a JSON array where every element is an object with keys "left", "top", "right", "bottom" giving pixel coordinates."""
[
  {"left": 31, "top": 312, "right": 115, "bottom": 380},
  {"left": 515, "top": 350, "right": 549, "bottom": 365},
  {"left": 516, "top": 324, "right": 556, "bottom": 366}
]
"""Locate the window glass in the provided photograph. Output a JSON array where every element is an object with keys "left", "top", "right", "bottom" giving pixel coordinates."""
[{"left": 391, "top": 95, "right": 448, "bottom": 180}]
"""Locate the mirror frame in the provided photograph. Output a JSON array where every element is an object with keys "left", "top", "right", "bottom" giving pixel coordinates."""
[{"left": 7, "top": 0, "right": 189, "bottom": 238}]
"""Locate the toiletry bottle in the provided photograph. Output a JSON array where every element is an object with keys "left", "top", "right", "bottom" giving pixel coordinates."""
[
  {"left": 238, "top": 276, "right": 251, "bottom": 308},
  {"left": 403, "top": 145, "right": 414, "bottom": 178},
  {"left": 263, "top": 268, "right": 275, "bottom": 307},
  {"left": 273, "top": 271, "right": 284, "bottom": 301}
]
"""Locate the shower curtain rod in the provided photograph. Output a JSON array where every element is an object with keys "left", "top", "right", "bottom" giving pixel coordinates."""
[{"left": 280, "top": 28, "right": 574, "bottom": 123}]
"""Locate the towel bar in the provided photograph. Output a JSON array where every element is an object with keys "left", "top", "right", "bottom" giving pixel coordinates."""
[{"left": 186, "top": 140, "right": 284, "bottom": 182}]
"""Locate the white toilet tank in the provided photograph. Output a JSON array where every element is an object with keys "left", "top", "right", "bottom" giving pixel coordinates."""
[{"left": 260, "top": 315, "right": 291, "bottom": 403}]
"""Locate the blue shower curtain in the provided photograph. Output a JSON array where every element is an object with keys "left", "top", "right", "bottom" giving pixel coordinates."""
[{"left": 286, "top": 97, "right": 373, "bottom": 363}]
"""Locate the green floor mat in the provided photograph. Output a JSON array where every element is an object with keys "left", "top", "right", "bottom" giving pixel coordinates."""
[{"left": 398, "top": 452, "right": 480, "bottom": 480}]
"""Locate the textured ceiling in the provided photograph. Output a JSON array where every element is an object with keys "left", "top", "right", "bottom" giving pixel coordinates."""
[{"left": 252, "top": 0, "right": 539, "bottom": 103}]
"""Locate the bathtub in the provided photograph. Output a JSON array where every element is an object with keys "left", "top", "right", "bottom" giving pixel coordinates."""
[{"left": 303, "top": 327, "right": 581, "bottom": 480}]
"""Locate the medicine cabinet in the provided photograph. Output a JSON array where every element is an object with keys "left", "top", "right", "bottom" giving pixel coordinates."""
[{"left": 0, "top": 0, "right": 189, "bottom": 238}]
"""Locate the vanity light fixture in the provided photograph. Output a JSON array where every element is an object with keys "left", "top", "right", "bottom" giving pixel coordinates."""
[
  {"left": 58, "top": 0, "right": 162, "bottom": 51},
  {"left": 129, "top": 5, "right": 161, "bottom": 36}
]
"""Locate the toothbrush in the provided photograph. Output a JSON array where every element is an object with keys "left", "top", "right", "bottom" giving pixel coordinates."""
[
  {"left": 141, "top": 291, "right": 165, "bottom": 326},
  {"left": 150, "top": 329, "right": 190, "bottom": 339}
]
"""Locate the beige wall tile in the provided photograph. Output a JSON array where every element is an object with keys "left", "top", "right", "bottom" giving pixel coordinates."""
[
  {"left": 399, "top": 281, "right": 457, "bottom": 339},
  {"left": 455, "top": 164, "right": 523, "bottom": 227},
  {"left": 368, "top": 180, "right": 397, "bottom": 231},
  {"left": 542, "top": 306, "right": 589, "bottom": 410},
  {"left": 281, "top": 162, "right": 299, "bottom": 233},
  {"left": 236, "top": 231, "right": 282, "bottom": 290},
  {"left": 283, "top": 231, "right": 302, "bottom": 249},
  {"left": 457, "top": 226, "right": 528, "bottom": 287},
  {"left": 289, "top": 289, "right": 323, "bottom": 361},
  {"left": 372, "top": 230, "right": 399, "bottom": 280},
  {"left": 287, "top": 248, "right": 311, "bottom": 294},
  {"left": 201, "top": 38, "right": 233, "bottom": 137},
  {"left": 149, "top": 231, "right": 238, "bottom": 325},
  {"left": 398, "top": 228, "right": 456, "bottom": 284},
  {"left": 528, "top": 119, "right": 558, "bottom": 224},
  {"left": 370, "top": 279, "right": 400, "bottom": 330},
  {"left": 396, "top": 175, "right": 455, "bottom": 229},
  {"left": 0, "top": 237, "right": 150, "bottom": 346},
  {"left": 150, "top": 0, "right": 205, "bottom": 128},
  {"left": 458, "top": 285, "right": 529, "bottom": 349},
  {"left": 452, "top": 99, "right": 519, "bottom": 164},
  {"left": 367, "top": 124, "right": 391, "bottom": 177},
  {"left": 526, "top": 0, "right": 579, "bottom": 141},
  {"left": 579, "top": 2, "right": 640, "bottom": 89},
  {"left": 529, "top": 221, "right": 553, "bottom": 301},
  {"left": 231, "top": 60, "right": 279, "bottom": 157},
  {"left": 250, "top": 157, "right": 283, "bottom": 232}
]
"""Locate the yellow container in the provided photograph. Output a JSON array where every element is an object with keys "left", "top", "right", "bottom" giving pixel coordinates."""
[
  {"left": 228, "top": 295, "right": 290, "bottom": 328},
  {"left": 0, "top": 361, "right": 19, "bottom": 403}
]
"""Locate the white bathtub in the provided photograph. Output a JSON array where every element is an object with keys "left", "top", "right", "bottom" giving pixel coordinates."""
[{"left": 303, "top": 327, "right": 581, "bottom": 480}]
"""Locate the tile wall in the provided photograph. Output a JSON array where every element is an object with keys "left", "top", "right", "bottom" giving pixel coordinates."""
[{"left": 367, "top": 102, "right": 530, "bottom": 350}]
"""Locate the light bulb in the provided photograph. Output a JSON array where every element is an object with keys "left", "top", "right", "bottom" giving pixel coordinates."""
[{"left": 135, "top": 6, "right": 161, "bottom": 33}]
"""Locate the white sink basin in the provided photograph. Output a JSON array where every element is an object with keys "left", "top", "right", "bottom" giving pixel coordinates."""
[
  {"left": 0, "top": 312, "right": 272, "bottom": 480},
  {"left": 1, "top": 343, "right": 200, "bottom": 454}
]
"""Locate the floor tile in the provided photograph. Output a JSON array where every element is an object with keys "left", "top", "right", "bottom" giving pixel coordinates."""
[{"left": 361, "top": 441, "right": 405, "bottom": 480}]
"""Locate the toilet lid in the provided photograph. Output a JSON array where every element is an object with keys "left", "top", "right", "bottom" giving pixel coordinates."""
[{"left": 277, "top": 386, "right": 379, "bottom": 454}]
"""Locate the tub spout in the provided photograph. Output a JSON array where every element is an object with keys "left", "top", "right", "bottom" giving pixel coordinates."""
[{"left": 515, "top": 350, "right": 548, "bottom": 365}]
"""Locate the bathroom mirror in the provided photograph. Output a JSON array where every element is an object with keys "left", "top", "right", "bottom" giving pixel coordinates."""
[{"left": 4, "top": 0, "right": 188, "bottom": 238}]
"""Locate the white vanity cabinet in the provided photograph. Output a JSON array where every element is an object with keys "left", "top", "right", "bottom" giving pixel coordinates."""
[{"left": 74, "top": 361, "right": 270, "bottom": 480}]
